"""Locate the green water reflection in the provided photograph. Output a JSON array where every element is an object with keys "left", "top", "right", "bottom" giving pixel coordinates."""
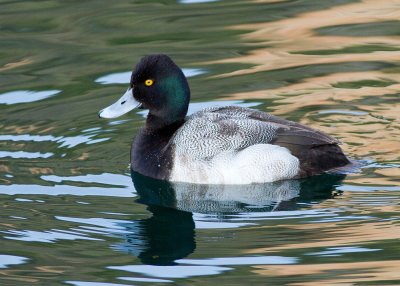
[{"left": 1, "top": 0, "right": 399, "bottom": 285}]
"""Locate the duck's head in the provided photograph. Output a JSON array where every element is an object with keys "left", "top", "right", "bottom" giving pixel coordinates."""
[{"left": 99, "top": 54, "right": 190, "bottom": 128}]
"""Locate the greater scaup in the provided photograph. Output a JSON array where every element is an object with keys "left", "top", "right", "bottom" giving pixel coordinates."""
[{"left": 99, "top": 54, "right": 349, "bottom": 184}]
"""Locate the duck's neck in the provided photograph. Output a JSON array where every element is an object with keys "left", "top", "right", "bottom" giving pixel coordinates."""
[{"left": 145, "top": 113, "right": 186, "bottom": 134}]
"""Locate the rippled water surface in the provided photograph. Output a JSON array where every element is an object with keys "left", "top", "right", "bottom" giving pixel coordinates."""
[{"left": 1, "top": 0, "right": 400, "bottom": 285}]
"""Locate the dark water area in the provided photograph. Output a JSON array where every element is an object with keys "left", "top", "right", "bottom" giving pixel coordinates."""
[{"left": 1, "top": 0, "right": 400, "bottom": 285}]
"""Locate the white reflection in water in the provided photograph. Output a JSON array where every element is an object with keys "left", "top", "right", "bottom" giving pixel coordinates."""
[
  {"left": 0, "top": 90, "right": 61, "bottom": 104},
  {"left": 119, "top": 277, "right": 173, "bottom": 283},
  {"left": 9, "top": 216, "right": 27, "bottom": 220},
  {"left": 95, "top": 68, "right": 205, "bottom": 85},
  {"left": 0, "top": 184, "right": 135, "bottom": 197},
  {"left": 15, "top": 198, "right": 34, "bottom": 202},
  {"left": 177, "top": 255, "right": 298, "bottom": 265},
  {"left": 3, "top": 229, "right": 101, "bottom": 243},
  {"left": 338, "top": 185, "right": 400, "bottom": 192},
  {"left": 0, "top": 133, "right": 109, "bottom": 149},
  {"left": 82, "top": 127, "right": 101, "bottom": 133},
  {"left": 0, "top": 254, "right": 29, "bottom": 268},
  {"left": 318, "top": 109, "right": 369, "bottom": 116},
  {"left": 66, "top": 281, "right": 132, "bottom": 286},
  {"left": 306, "top": 246, "right": 381, "bottom": 257},
  {"left": 41, "top": 173, "right": 132, "bottom": 187},
  {"left": 190, "top": 208, "right": 340, "bottom": 229},
  {"left": 191, "top": 209, "right": 337, "bottom": 229},
  {"left": 1, "top": 173, "right": 134, "bottom": 197},
  {"left": 56, "top": 216, "right": 131, "bottom": 234},
  {"left": 313, "top": 215, "right": 374, "bottom": 223},
  {"left": 0, "top": 134, "right": 55, "bottom": 142},
  {"left": 194, "top": 220, "right": 255, "bottom": 229},
  {"left": 0, "top": 151, "right": 53, "bottom": 159},
  {"left": 108, "top": 119, "right": 131, "bottom": 126},
  {"left": 108, "top": 265, "right": 232, "bottom": 278},
  {"left": 179, "top": 0, "right": 218, "bottom": 3}
]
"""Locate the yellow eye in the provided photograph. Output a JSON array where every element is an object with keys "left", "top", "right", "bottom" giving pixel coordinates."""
[{"left": 145, "top": 79, "right": 154, "bottom": 86}]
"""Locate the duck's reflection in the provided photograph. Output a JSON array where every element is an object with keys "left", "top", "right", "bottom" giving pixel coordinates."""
[
  {"left": 133, "top": 172, "right": 345, "bottom": 213},
  {"left": 121, "top": 205, "right": 195, "bottom": 266},
  {"left": 119, "top": 172, "right": 345, "bottom": 265}
]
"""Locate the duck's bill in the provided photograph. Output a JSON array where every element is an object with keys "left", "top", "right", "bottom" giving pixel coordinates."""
[{"left": 98, "top": 88, "right": 141, "bottom": 118}]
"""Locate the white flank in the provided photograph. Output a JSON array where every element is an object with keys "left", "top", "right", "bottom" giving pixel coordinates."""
[{"left": 170, "top": 144, "right": 300, "bottom": 184}]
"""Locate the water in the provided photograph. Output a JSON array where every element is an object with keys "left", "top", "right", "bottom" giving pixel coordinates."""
[{"left": 1, "top": 0, "right": 399, "bottom": 285}]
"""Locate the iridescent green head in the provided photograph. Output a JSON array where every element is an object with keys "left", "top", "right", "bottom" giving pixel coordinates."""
[{"left": 99, "top": 54, "right": 190, "bottom": 128}]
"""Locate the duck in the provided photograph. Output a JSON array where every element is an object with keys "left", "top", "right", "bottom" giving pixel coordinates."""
[{"left": 99, "top": 54, "right": 349, "bottom": 184}]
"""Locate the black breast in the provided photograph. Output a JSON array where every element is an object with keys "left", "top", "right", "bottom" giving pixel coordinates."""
[{"left": 130, "top": 126, "right": 178, "bottom": 181}]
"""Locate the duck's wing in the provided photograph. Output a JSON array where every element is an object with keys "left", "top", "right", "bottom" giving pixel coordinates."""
[
  {"left": 212, "top": 106, "right": 340, "bottom": 146},
  {"left": 172, "top": 107, "right": 274, "bottom": 159},
  {"left": 172, "top": 106, "right": 342, "bottom": 159},
  {"left": 172, "top": 106, "right": 348, "bottom": 178},
  {"left": 213, "top": 107, "right": 349, "bottom": 176}
]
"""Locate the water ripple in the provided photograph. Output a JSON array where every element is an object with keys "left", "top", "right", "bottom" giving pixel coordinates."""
[
  {"left": 107, "top": 264, "right": 232, "bottom": 279},
  {"left": 3, "top": 229, "right": 101, "bottom": 243},
  {"left": 0, "top": 184, "right": 135, "bottom": 197},
  {"left": 306, "top": 246, "right": 381, "bottom": 257},
  {"left": 0, "top": 132, "right": 110, "bottom": 149},
  {"left": 0, "top": 90, "right": 61, "bottom": 105},
  {"left": 0, "top": 254, "right": 29, "bottom": 268},
  {"left": 0, "top": 150, "right": 53, "bottom": 159},
  {"left": 177, "top": 256, "right": 298, "bottom": 266}
]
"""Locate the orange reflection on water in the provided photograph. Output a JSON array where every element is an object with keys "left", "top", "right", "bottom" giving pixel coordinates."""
[
  {"left": 209, "top": 0, "right": 400, "bottom": 162},
  {"left": 246, "top": 220, "right": 400, "bottom": 254},
  {"left": 252, "top": 260, "right": 400, "bottom": 285}
]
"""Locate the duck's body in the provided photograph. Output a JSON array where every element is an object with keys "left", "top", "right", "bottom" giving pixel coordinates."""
[
  {"left": 99, "top": 54, "right": 349, "bottom": 184},
  {"left": 131, "top": 106, "right": 348, "bottom": 184}
]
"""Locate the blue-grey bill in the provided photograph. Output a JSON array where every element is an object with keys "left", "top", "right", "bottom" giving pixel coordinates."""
[{"left": 98, "top": 88, "right": 141, "bottom": 118}]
